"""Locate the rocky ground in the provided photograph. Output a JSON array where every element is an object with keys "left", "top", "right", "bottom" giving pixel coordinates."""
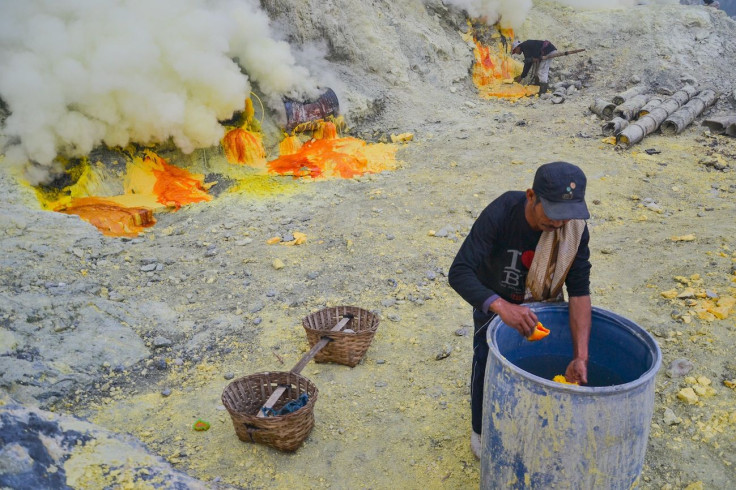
[{"left": 2, "top": 1, "right": 736, "bottom": 489}]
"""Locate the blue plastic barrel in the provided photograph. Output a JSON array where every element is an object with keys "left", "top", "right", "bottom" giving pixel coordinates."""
[{"left": 481, "top": 303, "right": 661, "bottom": 489}]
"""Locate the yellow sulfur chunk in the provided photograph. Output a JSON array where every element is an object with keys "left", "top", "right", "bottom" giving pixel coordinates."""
[{"left": 678, "top": 387, "right": 699, "bottom": 404}]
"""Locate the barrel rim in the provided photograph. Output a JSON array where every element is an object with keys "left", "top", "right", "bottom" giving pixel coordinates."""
[{"left": 487, "top": 302, "right": 662, "bottom": 394}]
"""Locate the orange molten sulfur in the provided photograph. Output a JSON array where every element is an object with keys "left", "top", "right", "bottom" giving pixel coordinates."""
[
  {"left": 526, "top": 322, "right": 550, "bottom": 341},
  {"left": 57, "top": 197, "right": 155, "bottom": 237},
  {"left": 222, "top": 128, "right": 266, "bottom": 165},
  {"left": 268, "top": 136, "right": 396, "bottom": 179}
]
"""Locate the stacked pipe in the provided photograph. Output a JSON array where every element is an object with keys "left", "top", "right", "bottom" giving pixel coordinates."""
[
  {"left": 590, "top": 84, "right": 718, "bottom": 144},
  {"left": 616, "top": 85, "right": 699, "bottom": 147},
  {"left": 661, "top": 89, "right": 718, "bottom": 135}
]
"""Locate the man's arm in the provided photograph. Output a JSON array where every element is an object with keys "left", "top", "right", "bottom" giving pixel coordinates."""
[{"left": 565, "top": 294, "right": 592, "bottom": 384}]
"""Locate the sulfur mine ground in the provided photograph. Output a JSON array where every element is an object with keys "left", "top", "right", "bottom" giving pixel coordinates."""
[{"left": 2, "top": 2, "right": 736, "bottom": 489}]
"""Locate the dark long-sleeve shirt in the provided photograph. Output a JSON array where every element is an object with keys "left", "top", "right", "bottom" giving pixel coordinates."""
[
  {"left": 448, "top": 191, "right": 590, "bottom": 311},
  {"left": 518, "top": 40, "right": 557, "bottom": 79}
]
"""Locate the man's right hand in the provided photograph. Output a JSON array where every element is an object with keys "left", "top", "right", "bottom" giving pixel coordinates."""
[{"left": 490, "top": 298, "right": 538, "bottom": 338}]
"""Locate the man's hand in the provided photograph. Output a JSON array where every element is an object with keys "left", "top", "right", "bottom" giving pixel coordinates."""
[
  {"left": 513, "top": 76, "right": 521, "bottom": 83},
  {"left": 565, "top": 358, "right": 588, "bottom": 385},
  {"left": 490, "top": 298, "right": 537, "bottom": 338}
]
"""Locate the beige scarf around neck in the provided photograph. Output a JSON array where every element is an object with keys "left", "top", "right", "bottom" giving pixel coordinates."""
[{"left": 525, "top": 219, "right": 586, "bottom": 302}]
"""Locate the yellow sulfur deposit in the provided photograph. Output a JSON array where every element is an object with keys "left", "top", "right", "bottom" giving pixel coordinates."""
[
  {"left": 677, "top": 387, "right": 699, "bottom": 404},
  {"left": 552, "top": 375, "right": 578, "bottom": 385},
  {"left": 391, "top": 133, "right": 414, "bottom": 143}
]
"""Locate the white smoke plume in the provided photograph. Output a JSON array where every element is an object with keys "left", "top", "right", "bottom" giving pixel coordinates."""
[
  {"left": 442, "top": 0, "right": 680, "bottom": 29},
  {"left": 554, "top": 0, "right": 679, "bottom": 8},
  {"left": 442, "top": 0, "right": 534, "bottom": 28},
  {"left": 0, "top": 0, "right": 320, "bottom": 184}
]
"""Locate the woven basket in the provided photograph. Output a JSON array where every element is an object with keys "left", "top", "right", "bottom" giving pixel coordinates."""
[
  {"left": 302, "top": 306, "right": 380, "bottom": 367},
  {"left": 221, "top": 371, "right": 318, "bottom": 452}
]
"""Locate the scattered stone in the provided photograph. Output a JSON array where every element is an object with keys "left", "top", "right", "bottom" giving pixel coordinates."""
[
  {"left": 161, "top": 388, "right": 172, "bottom": 397},
  {"left": 455, "top": 327, "right": 469, "bottom": 336},
  {"left": 152, "top": 336, "right": 173, "bottom": 348},
  {"left": 140, "top": 263, "right": 157, "bottom": 272},
  {"left": 387, "top": 314, "right": 401, "bottom": 322},
  {"left": 436, "top": 345, "right": 452, "bottom": 360},
  {"left": 223, "top": 372, "right": 234, "bottom": 380},
  {"left": 375, "top": 381, "right": 388, "bottom": 388},
  {"left": 662, "top": 407, "right": 681, "bottom": 426},
  {"left": 667, "top": 359, "right": 694, "bottom": 377},
  {"left": 272, "top": 259, "right": 285, "bottom": 270}
]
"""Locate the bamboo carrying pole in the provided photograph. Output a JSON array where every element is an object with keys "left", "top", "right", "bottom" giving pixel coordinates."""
[
  {"left": 702, "top": 115, "right": 736, "bottom": 135},
  {"left": 541, "top": 48, "right": 586, "bottom": 60},
  {"left": 590, "top": 98, "right": 616, "bottom": 120},
  {"left": 661, "top": 89, "right": 718, "bottom": 135},
  {"left": 256, "top": 316, "right": 352, "bottom": 418},
  {"left": 616, "top": 85, "right": 698, "bottom": 147},
  {"left": 612, "top": 85, "right": 648, "bottom": 105},
  {"left": 614, "top": 94, "right": 651, "bottom": 121},
  {"left": 602, "top": 117, "right": 629, "bottom": 136}
]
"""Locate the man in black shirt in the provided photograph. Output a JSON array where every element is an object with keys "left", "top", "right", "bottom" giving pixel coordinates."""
[
  {"left": 511, "top": 39, "right": 558, "bottom": 94},
  {"left": 448, "top": 161, "right": 592, "bottom": 459}
]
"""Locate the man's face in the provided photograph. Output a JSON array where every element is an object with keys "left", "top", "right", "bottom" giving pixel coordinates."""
[
  {"left": 526, "top": 191, "right": 569, "bottom": 231},
  {"left": 512, "top": 47, "right": 521, "bottom": 55}
]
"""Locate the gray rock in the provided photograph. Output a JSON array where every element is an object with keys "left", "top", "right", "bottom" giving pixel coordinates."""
[
  {"left": 153, "top": 336, "right": 173, "bottom": 348},
  {"left": 0, "top": 396, "right": 208, "bottom": 488},
  {"left": 666, "top": 358, "right": 694, "bottom": 377},
  {"left": 663, "top": 407, "right": 682, "bottom": 425}
]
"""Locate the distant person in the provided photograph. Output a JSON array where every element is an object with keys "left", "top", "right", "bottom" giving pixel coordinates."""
[
  {"left": 511, "top": 39, "right": 558, "bottom": 94},
  {"left": 448, "top": 161, "right": 593, "bottom": 460}
]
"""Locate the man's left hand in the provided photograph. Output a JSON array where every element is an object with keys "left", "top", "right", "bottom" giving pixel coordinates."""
[{"left": 565, "top": 358, "right": 588, "bottom": 385}]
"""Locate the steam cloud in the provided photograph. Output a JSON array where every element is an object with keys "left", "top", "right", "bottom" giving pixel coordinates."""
[
  {"left": 0, "top": 0, "right": 320, "bottom": 184},
  {"left": 442, "top": 0, "right": 534, "bottom": 29},
  {"left": 443, "top": 0, "right": 679, "bottom": 29}
]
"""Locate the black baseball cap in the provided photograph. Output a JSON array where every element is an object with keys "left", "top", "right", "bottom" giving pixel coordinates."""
[{"left": 532, "top": 161, "right": 590, "bottom": 220}]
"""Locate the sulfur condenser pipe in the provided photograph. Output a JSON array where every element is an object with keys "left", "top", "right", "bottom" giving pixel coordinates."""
[
  {"left": 661, "top": 89, "right": 718, "bottom": 135},
  {"left": 602, "top": 117, "right": 629, "bottom": 136},
  {"left": 638, "top": 97, "right": 663, "bottom": 118},
  {"left": 612, "top": 85, "right": 647, "bottom": 105},
  {"left": 590, "top": 98, "right": 616, "bottom": 120},
  {"left": 614, "top": 94, "right": 650, "bottom": 121},
  {"left": 702, "top": 115, "right": 736, "bottom": 134},
  {"left": 616, "top": 85, "right": 698, "bottom": 147}
]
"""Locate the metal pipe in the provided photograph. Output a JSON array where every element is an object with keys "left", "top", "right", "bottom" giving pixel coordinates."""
[
  {"left": 616, "top": 85, "right": 697, "bottom": 147},
  {"left": 661, "top": 90, "right": 718, "bottom": 135},
  {"left": 590, "top": 98, "right": 616, "bottom": 120}
]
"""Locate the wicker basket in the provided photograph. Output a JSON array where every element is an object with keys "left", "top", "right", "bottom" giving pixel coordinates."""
[
  {"left": 221, "top": 371, "right": 318, "bottom": 452},
  {"left": 302, "top": 306, "right": 380, "bottom": 367}
]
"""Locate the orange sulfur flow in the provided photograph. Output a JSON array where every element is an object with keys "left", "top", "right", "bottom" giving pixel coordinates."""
[
  {"left": 51, "top": 151, "right": 212, "bottom": 237},
  {"left": 466, "top": 23, "right": 539, "bottom": 99},
  {"left": 57, "top": 198, "right": 155, "bottom": 238},
  {"left": 222, "top": 128, "right": 267, "bottom": 166},
  {"left": 268, "top": 136, "right": 397, "bottom": 179}
]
